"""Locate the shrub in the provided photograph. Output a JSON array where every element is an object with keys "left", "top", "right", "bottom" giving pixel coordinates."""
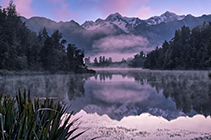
[{"left": 0, "top": 89, "right": 84, "bottom": 140}]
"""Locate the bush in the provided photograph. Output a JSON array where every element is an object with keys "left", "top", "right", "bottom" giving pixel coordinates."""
[{"left": 0, "top": 89, "right": 84, "bottom": 140}]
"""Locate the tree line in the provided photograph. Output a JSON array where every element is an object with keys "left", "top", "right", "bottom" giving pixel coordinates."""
[
  {"left": 85, "top": 21, "right": 211, "bottom": 70},
  {"left": 0, "top": 1, "right": 92, "bottom": 73},
  {"left": 85, "top": 56, "right": 131, "bottom": 68},
  {"left": 144, "top": 22, "right": 211, "bottom": 70}
]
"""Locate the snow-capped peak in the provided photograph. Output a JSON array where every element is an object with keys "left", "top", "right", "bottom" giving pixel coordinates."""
[
  {"left": 81, "top": 11, "right": 185, "bottom": 32},
  {"left": 105, "top": 12, "right": 123, "bottom": 22},
  {"left": 81, "top": 19, "right": 107, "bottom": 30},
  {"left": 145, "top": 11, "right": 185, "bottom": 25},
  {"left": 81, "top": 12, "right": 144, "bottom": 33},
  {"left": 82, "top": 20, "right": 95, "bottom": 27},
  {"left": 105, "top": 13, "right": 145, "bottom": 33},
  {"left": 161, "top": 11, "right": 177, "bottom": 17}
]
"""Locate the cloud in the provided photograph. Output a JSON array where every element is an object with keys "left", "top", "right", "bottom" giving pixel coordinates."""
[
  {"left": 75, "top": 0, "right": 151, "bottom": 22},
  {"left": 97, "top": 0, "right": 150, "bottom": 17},
  {"left": 134, "top": 6, "right": 153, "bottom": 19},
  {"left": 170, "top": 6, "right": 182, "bottom": 14},
  {"left": 1, "top": 0, "right": 10, "bottom": 7},
  {"left": 15, "top": 0, "right": 33, "bottom": 18},
  {"left": 1, "top": 0, "right": 33, "bottom": 18},
  {"left": 47, "top": 0, "right": 72, "bottom": 21},
  {"left": 93, "top": 35, "right": 149, "bottom": 52},
  {"left": 1, "top": 0, "right": 153, "bottom": 23}
]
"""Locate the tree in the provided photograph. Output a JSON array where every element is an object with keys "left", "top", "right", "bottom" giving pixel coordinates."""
[
  {"left": 51, "top": 29, "right": 64, "bottom": 51},
  {"left": 0, "top": 1, "right": 89, "bottom": 73},
  {"left": 94, "top": 57, "right": 98, "bottom": 64},
  {"left": 103, "top": 56, "right": 105, "bottom": 63},
  {"left": 108, "top": 57, "right": 112, "bottom": 63},
  {"left": 85, "top": 57, "right": 90, "bottom": 65},
  {"left": 67, "top": 43, "right": 85, "bottom": 72},
  {"left": 99, "top": 56, "right": 102, "bottom": 63},
  {"left": 144, "top": 22, "right": 211, "bottom": 70},
  {"left": 40, "top": 36, "right": 58, "bottom": 71}
]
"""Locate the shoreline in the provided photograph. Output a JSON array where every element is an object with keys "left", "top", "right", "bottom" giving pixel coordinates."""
[
  {"left": 71, "top": 110, "right": 211, "bottom": 140},
  {"left": 0, "top": 69, "right": 95, "bottom": 76}
]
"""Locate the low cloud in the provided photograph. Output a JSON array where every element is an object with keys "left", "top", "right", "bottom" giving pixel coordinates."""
[{"left": 93, "top": 34, "right": 149, "bottom": 53}]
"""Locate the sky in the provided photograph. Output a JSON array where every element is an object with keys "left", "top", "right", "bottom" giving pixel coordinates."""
[{"left": 0, "top": 0, "right": 211, "bottom": 25}]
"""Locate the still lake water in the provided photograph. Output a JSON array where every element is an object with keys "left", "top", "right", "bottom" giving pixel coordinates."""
[{"left": 1, "top": 68, "right": 211, "bottom": 121}]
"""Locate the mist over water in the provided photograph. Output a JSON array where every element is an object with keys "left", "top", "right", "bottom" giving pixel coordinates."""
[{"left": 0, "top": 69, "right": 211, "bottom": 121}]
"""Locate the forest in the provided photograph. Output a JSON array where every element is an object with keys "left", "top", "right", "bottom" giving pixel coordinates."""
[
  {"left": 0, "top": 1, "right": 94, "bottom": 73},
  {"left": 79, "top": 21, "right": 211, "bottom": 70},
  {"left": 143, "top": 22, "right": 211, "bottom": 70},
  {"left": 2, "top": 1, "right": 211, "bottom": 71}
]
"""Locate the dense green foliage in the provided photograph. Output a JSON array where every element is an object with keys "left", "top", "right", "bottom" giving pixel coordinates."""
[
  {"left": 87, "top": 53, "right": 146, "bottom": 68},
  {"left": 0, "top": 1, "right": 89, "bottom": 73},
  {"left": 0, "top": 89, "right": 85, "bottom": 140},
  {"left": 89, "top": 56, "right": 113, "bottom": 67},
  {"left": 128, "top": 51, "right": 146, "bottom": 68},
  {"left": 86, "top": 56, "right": 131, "bottom": 68},
  {"left": 144, "top": 22, "right": 211, "bottom": 69}
]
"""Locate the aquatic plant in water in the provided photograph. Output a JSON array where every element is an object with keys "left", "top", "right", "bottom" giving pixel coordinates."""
[{"left": 0, "top": 89, "right": 85, "bottom": 140}]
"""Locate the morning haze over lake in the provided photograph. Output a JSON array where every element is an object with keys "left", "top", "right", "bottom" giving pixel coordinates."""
[
  {"left": 1, "top": 0, "right": 211, "bottom": 139},
  {"left": 1, "top": 69, "right": 211, "bottom": 139}
]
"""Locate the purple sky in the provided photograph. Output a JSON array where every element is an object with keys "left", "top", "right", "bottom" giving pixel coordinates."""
[{"left": 0, "top": 0, "right": 211, "bottom": 24}]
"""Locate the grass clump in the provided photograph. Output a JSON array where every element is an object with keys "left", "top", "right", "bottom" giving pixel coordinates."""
[{"left": 0, "top": 89, "right": 84, "bottom": 140}]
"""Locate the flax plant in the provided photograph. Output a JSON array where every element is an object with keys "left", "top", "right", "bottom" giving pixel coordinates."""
[{"left": 0, "top": 89, "right": 85, "bottom": 140}]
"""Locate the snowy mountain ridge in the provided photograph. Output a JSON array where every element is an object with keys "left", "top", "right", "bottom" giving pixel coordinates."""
[
  {"left": 21, "top": 11, "right": 211, "bottom": 55},
  {"left": 81, "top": 11, "right": 185, "bottom": 32},
  {"left": 145, "top": 11, "right": 185, "bottom": 25},
  {"left": 82, "top": 12, "right": 144, "bottom": 33}
]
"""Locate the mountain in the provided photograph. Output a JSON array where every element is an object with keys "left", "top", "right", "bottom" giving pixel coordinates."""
[
  {"left": 132, "top": 13, "right": 211, "bottom": 44},
  {"left": 81, "top": 11, "right": 185, "bottom": 32},
  {"left": 20, "top": 16, "right": 91, "bottom": 51},
  {"left": 82, "top": 12, "right": 145, "bottom": 33},
  {"left": 145, "top": 11, "right": 185, "bottom": 25},
  {"left": 21, "top": 11, "right": 211, "bottom": 59}
]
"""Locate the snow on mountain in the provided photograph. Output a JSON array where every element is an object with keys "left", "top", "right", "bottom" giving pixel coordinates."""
[
  {"left": 82, "top": 18, "right": 107, "bottom": 30},
  {"left": 21, "top": 12, "right": 211, "bottom": 55},
  {"left": 105, "top": 12, "right": 123, "bottom": 22},
  {"left": 81, "top": 12, "right": 144, "bottom": 33},
  {"left": 145, "top": 11, "right": 185, "bottom": 25},
  {"left": 81, "top": 11, "right": 185, "bottom": 32}
]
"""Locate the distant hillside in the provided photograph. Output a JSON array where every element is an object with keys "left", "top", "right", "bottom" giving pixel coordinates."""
[
  {"left": 144, "top": 22, "right": 211, "bottom": 70},
  {"left": 21, "top": 12, "right": 211, "bottom": 57}
]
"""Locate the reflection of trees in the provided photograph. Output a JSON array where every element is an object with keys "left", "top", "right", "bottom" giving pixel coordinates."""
[
  {"left": 130, "top": 71, "right": 211, "bottom": 116},
  {"left": 67, "top": 75, "right": 85, "bottom": 100},
  {"left": 0, "top": 74, "right": 92, "bottom": 100},
  {"left": 95, "top": 72, "right": 113, "bottom": 81}
]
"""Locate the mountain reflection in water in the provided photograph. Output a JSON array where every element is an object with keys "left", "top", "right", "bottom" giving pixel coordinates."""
[
  {"left": 1, "top": 70, "right": 211, "bottom": 121},
  {"left": 67, "top": 70, "right": 211, "bottom": 121}
]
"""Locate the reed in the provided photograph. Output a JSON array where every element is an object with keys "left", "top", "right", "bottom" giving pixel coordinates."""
[
  {"left": 0, "top": 89, "right": 84, "bottom": 140},
  {"left": 208, "top": 72, "right": 211, "bottom": 78}
]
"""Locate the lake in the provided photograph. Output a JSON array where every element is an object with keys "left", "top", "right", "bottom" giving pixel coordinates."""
[{"left": 1, "top": 69, "right": 211, "bottom": 139}]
